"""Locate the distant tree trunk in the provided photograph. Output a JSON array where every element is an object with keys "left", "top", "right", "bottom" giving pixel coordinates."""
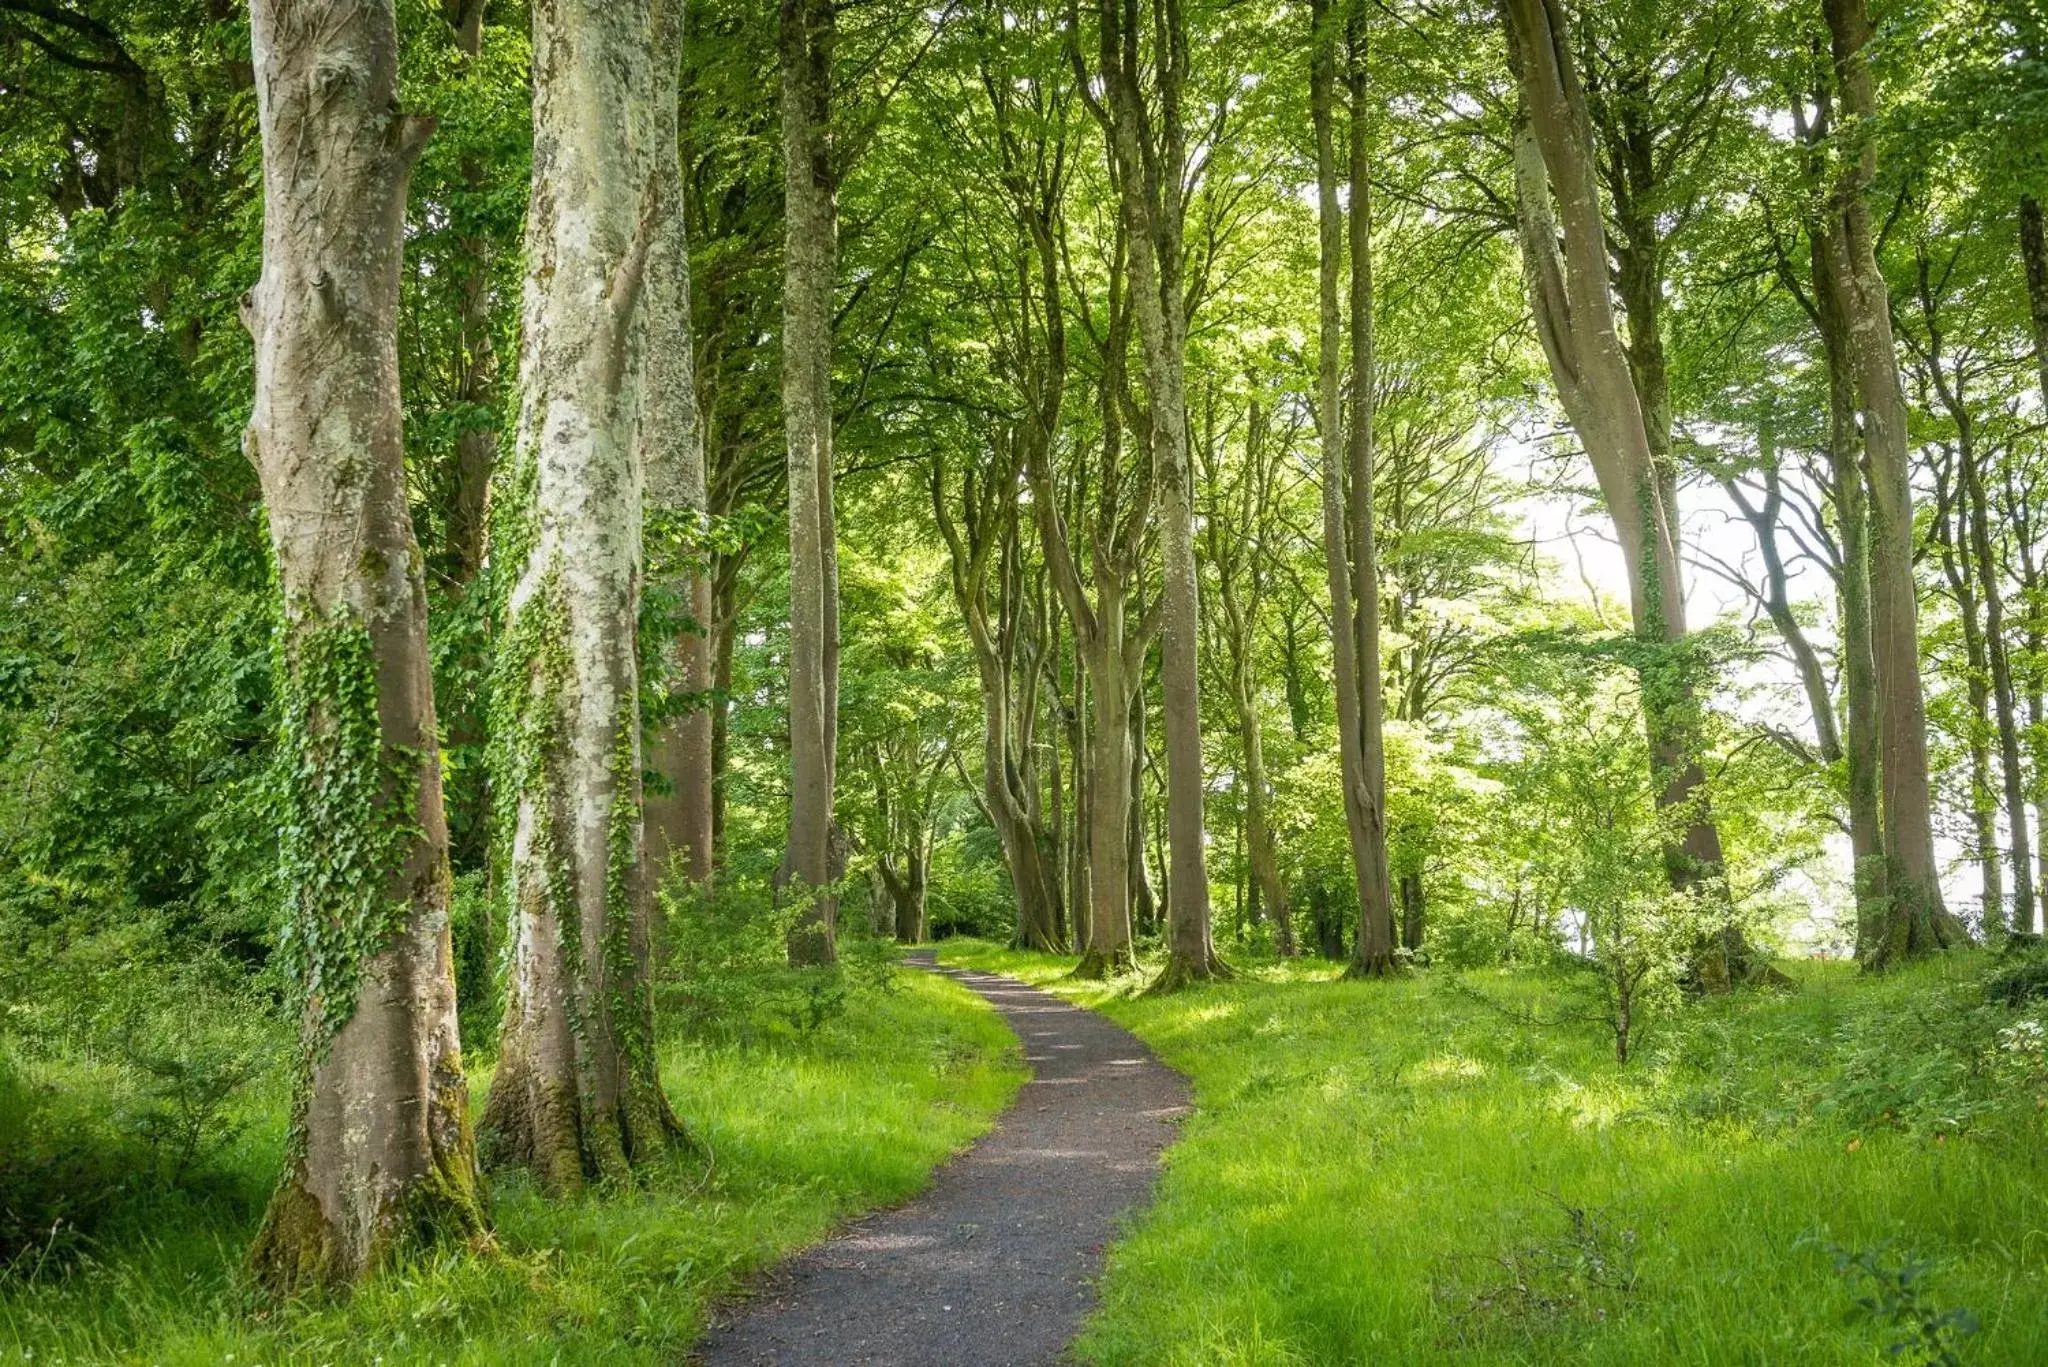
[
  {"left": 1398, "top": 871, "right": 1425, "bottom": 953},
  {"left": 643, "top": 2, "right": 715, "bottom": 901},
  {"left": 441, "top": 0, "right": 497, "bottom": 588},
  {"left": 2022, "top": 196, "right": 2048, "bottom": 420},
  {"left": 1311, "top": 0, "right": 1395, "bottom": 978},
  {"left": 1819, "top": 0, "right": 1959, "bottom": 963},
  {"left": 880, "top": 840, "right": 928, "bottom": 944},
  {"left": 1932, "top": 457, "right": 2003, "bottom": 928},
  {"left": 1918, "top": 248, "right": 2033, "bottom": 935},
  {"left": 482, "top": 0, "right": 682, "bottom": 1193},
  {"left": 1130, "top": 696, "right": 1160, "bottom": 937},
  {"left": 780, "top": 0, "right": 838, "bottom": 964},
  {"left": 243, "top": 0, "right": 485, "bottom": 1293}
]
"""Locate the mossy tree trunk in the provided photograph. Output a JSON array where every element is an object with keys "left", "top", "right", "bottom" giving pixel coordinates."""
[
  {"left": 481, "top": 0, "right": 683, "bottom": 1194},
  {"left": 243, "top": 0, "right": 485, "bottom": 1294}
]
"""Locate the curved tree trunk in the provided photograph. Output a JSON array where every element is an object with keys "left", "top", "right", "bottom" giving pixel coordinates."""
[
  {"left": 482, "top": 0, "right": 682, "bottom": 1193},
  {"left": 243, "top": 0, "right": 486, "bottom": 1293}
]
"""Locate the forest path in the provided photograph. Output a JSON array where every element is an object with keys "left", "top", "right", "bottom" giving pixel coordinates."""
[{"left": 689, "top": 952, "right": 1190, "bottom": 1366}]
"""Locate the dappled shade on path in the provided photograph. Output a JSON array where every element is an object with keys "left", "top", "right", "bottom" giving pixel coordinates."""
[{"left": 691, "top": 954, "right": 1189, "bottom": 1366}]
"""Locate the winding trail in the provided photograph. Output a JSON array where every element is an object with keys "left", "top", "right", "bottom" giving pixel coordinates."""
[{"left": 691, "top": 953, "right": 1190, "bottom": 1366}]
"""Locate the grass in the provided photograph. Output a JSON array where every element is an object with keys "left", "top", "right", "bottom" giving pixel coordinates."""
[
  {"left": 934, "top": 939, "right": 2048, "bottom": 1367},
  {"left": 0, "top": 963, "right": 1023, "bottom": 1365}
]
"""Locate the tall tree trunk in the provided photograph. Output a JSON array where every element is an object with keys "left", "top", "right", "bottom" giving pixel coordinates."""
[
  {"left": 243, "top": 0, "right": 484, "bottom": 1292},
  {"left": 1083, "top": 632, "right": 1138, "bottom": 976},
  {"left": 1311, "top": 0, "right": 1395, "bottom": 978},
  {"left": 643, "top": 2, "right": 716, "bottom": 901},
  {"left": 1085, "top": 0, "right": 1223, "bottom": 990},
  {"left": 1819, "top": 0, "right": 1958, "bottom": 963},
  {"left": 1810, "top": 226, "right": 1890, "bottom": 952},
  {"left": 780, "top": 0, "right": 838, "bottom": 964},
  {"left": 1502, "top": 0, "right": 1770, "bottom": 989},
  {"left": 441, "top": 0, "right": 498, "bottom": 588},
  {"left": 482, "top": 0, "right": 682, "bottom": 1192}
]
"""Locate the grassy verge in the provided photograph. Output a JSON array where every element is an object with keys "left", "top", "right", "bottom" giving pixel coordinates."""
[
  {"left": 935, "top": 939, "right": 2048, "bottom": 1366},
  {"left": 0, "top": 964, "right": 1022, "bottom": 1365}
]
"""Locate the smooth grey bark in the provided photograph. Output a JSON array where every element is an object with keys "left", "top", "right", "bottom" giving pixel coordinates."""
[
  {"left": 780, "top": 0, "right": 839, "bottom": 965},
  {"left": 1819, "top": 0, "right": 1958, "bottom": 964},
  {"left": 1311, "top": 0, "right": 1395, "bottom": 978},
  {"left": 482, "top": 0, "right": 682, "bottom": 1192},
  {"left": 243, "top": 0, "right": 484, "bottom": 1292},
  {"left": 1077, "top": 0, "right": 1224, "bottom": 990},
  {"left": 643, "top": 1, "right": 716, "bottom": 900}
]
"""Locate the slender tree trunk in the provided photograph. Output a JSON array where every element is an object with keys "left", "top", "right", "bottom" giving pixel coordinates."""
[
  {"left": 2021, "top": 196, "right": 2048, "bottom": 415},
  {"left": 643, "top": 3, "right": 715, "bottom": 901},
  {"left": 1806, "top": 225, "right": 1891, "bottom": 952},
  {"left": 1820, "top": 0, "right": 1958, "bottom": 963},
  {"left": 1934, "top": 470, "right": 2002, "bottom": 927},
  {"left": 243, "top": 0, "right": 485, "bottom": 1292},
  {"left": 1081, "top": 636, "right": 1138, "bottom": 976},
  {"left": 1129, "top": 694, "right": 1160, "bottom": 937},
  {"left": 1398, "top": 871, "right": 1425, "bottom": 953},
  {"left": 482, "top": 0, "right": 682, "bottom": 1192},
  {"left": 1236, "top": 676, "right": 1294, "bottom": 956},
  {"left": 1961, "top": 390, "right": 2035, "bottom": 940},
  {"left": 780, "top": 0, "right": 838, "bottom": 964},
  {"left": 1311, "top": 0, "right": 1395, "bottom": 978},
  {"left": 1088, "top": 0, "right": 1223, "bottom": 989}
]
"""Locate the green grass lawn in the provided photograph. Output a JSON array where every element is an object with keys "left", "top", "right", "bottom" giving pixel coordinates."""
[
  {"left": 934, "top": 939, "right": 2048, "bottom": 1367},
  {"left": 0, "top": 965, "right": 1023, "bottom": 1365}
]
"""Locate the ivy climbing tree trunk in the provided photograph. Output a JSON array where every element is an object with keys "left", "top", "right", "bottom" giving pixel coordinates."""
[
  {"left": 481, "top": 0, "right": 683, "bottom": 1194},
  {"left": 1499, "top": 0, "right": 1778, "bottom": 988},
  {"left": 242, "top": 0, "right": 485, "bottom": 1293},
  {"left": 780, "top": 0, "right": 839, "bottom": 965}
]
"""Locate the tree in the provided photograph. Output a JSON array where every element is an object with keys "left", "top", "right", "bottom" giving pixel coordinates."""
[
  {"left": 241, "top": 0, "right": 484, "bottom": 1291},
  {"left": 779, "top": 0, "right": 842, "bottom": 965},
  {"left": 1312, "top": 0, "right": 1397, "bottom": 977},
  {"left": 1500, "top": 0, "right": 1770, "bottom": 988},
  {"left": 1073, "top": 0, "right": 1229, "bottom": 989},
  {"left": 481, "top": 0, "right": 683, "bottom": 1192},
  {"left": 1813, "top": 0, "right": 1962, "bottom": 964}
]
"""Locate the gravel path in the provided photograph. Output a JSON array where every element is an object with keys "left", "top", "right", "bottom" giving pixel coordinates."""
[{"left": 690, "top": 952, "right": 1190, "bottom": 1366}]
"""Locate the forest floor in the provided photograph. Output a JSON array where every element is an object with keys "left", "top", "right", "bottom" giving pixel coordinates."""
[
  {"left": 692, "top": 952, "right": 1188, "bottom": 1365},
  {"left": 0, "top": 963, "right": 1023, "bottom": 1365},
  {"left": 933, "top": 939, "right": 2048, "bottom": 1367}
]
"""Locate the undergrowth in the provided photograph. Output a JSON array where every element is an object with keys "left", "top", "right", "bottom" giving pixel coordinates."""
[
  {"left": 0, "top": 947, "right": 1020, "bottom": 1364},
  {"left": 935, "top": 939, "right": 2048, "bottom": 1366}
]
